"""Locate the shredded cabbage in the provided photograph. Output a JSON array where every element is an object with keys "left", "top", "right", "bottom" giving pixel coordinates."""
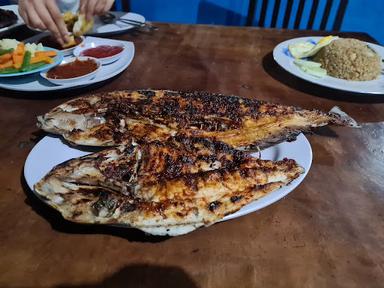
[
  {"left": 0, "top": 38, "right": 19, "bottom": 50},
  {"left": 25, "top": 43, "right": 45, "bottom": 56}
]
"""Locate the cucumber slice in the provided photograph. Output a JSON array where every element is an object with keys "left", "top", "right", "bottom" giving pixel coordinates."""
[
  {"left": 294, "top": 59, "right": 327, "bottom": 78},
  {"left": 294, "top": 59, "right": 322, "bottom": 69}
]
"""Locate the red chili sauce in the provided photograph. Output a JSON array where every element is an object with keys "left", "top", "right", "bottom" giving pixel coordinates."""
[
  {"left": 80, "top": 45, "right": 124, "bottom": 58},
  {"left": 47, "top": 59, "right": 98, "bottom": 79}
]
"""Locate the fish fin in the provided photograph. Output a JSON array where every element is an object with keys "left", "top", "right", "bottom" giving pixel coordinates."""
[{"left": 329, "top": 106, "right": 360, "bottom": 128}]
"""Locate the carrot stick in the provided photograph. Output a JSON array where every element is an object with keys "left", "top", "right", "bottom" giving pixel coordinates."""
[
  {"left": 34, "top": 51, "right": 57, "bottom": 57},
  {"left": 12, "top": 43, "right": 25, "bottom": 69},
  {"left": 0, "top": 53, "right": 12, "bottom": 64},
  {"left": 30, "top": 56, "right": 53, "bottom": 64},
  {"left": 0, "top": 60, "right": 14, "bottom": 69}
]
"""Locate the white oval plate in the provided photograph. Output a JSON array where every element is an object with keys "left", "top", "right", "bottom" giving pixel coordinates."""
[
  {"left": 0, "top": 37, "right": 134, "bottom": 91},
  {"left": 89, "top": 12, "right": 146, "bottom": 36},
  {"left": 40, "top": 56, "right": 101, "bottom": 86},
  {"left": 273, "top": 36, "right": 384, "bottom": 94},
  {"left": 73, "top": 39, "right": 125, "bottom": 65},
  {"left": 24, "top": 134, "right": 312, "bottom": 222}
]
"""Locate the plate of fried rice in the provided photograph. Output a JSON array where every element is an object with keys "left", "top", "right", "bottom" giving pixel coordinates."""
[{"left": 273, "top": 36, "right": 384, "bottom": 94}]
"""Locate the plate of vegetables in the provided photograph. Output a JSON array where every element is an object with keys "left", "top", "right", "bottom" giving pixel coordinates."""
[{"left": 0, "top": 39, "right": 63, "bottom": 77}]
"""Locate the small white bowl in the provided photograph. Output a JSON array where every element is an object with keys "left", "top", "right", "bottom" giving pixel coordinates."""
[
  {"left": 40, "top": 56, "right": 101, "bottom": 86},
  {"left": 73, "top": 41, "right": 125, "bottom": 65}
]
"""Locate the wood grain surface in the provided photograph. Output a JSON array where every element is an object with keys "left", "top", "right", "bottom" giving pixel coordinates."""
[{"left": 0, "top": 23, "right": 383, "bottom": 288}]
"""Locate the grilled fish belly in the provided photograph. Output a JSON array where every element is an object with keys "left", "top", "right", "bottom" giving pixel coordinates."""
[
  {"left": 37, "top": 90, "right": 357, "bottom": 149},
  {"left": 34, "top": 138, "right": 304, "bottom": 236}
]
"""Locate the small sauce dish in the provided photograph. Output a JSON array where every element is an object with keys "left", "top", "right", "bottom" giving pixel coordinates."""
[
  {"left": 73, "top": 42, "right": 125, "bottom": 64},
  {"left": 40, "top": 56, "right": 101, "bottom": 86}
]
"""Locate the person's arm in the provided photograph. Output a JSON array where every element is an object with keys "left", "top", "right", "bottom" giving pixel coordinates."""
[
  {"left": 18, "top": 0, "right": 70, "bottom": 46},
  {"left": 80, "top": 0, "right": 114, "bottom": 22}
]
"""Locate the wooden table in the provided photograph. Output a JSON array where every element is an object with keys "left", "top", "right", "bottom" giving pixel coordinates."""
[{"left": 1, "top": 23, "right": 383, "bottom": 288}]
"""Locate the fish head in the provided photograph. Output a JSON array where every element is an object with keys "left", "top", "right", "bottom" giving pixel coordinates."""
[{"left": 37, "top": 110, "right": 106, "bottom": 135}]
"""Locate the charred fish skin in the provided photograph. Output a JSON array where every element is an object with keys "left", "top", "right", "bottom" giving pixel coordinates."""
[
  {"left": 34, "top": 138, "right": 304, "bottom": 236},
  {"left": 37, "top": 90, "right": 357, "bottom": 149},
  {"left": 35, "top": 137, "right": 248, "bottom": 200}
]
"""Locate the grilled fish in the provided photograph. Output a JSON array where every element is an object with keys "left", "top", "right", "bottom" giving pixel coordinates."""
[
  {"left": 34, "top": 137, "right": 304, "bottom": 236},
  {"left": 37, "top": 90, "right": 357, "bottom": 149}
]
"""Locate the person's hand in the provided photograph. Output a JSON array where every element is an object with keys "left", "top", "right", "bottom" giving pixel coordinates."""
[
  {"left": 18, "top": 0, "right": 69, "bottom": 46},
  {"left": 80, "top": 0, "right": 115, "bottom": 22}
]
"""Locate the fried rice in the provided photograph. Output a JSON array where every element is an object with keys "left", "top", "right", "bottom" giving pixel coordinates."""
[{"left": 313, "top": 38, "right": 382, "bottom": 81}]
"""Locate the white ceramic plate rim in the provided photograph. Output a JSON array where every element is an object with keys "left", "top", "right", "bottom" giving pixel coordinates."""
[
  {"left": 273, "top": 36, "right": 384, "bottom": 94},
  {"left": 24, "top": 134, "right": 312, "bottom": 223},
  {"left": 0, "top": 5, "right": 24, "bottom": 33},
  {"left": 0, "top": 37, "right": 134, "bottom": 91}
]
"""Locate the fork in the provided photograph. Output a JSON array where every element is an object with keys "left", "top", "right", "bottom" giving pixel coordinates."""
[{"left": 99, "top": 13, "right": 158, "bottom": 31}]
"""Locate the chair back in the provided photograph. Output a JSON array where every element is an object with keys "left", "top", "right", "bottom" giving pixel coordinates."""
[{"left": 246, "top": 0, "right": 348, "bottom": 31}]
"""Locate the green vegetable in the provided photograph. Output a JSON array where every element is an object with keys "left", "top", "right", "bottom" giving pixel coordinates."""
[
  {"left": 294, "top": 59, "right": 327, "bottom": 78},
  {"left": 0, "top": 67, "right": 20, "bottom": 74},
  {"left": 294, "top": 59, "right": 322, "bottom": 68},
  {"left": 288, "top": 42, "right": 315, "bottom": 59},
  {"left": 21, "top": 51, "right": 32, "bottom": 71},
  {"left": 0, "top": 48, "right": 13, "bottom": 56},
  {"left": 0, "top": 59, "right": 47, "bottom": 74},
  {"left": 22, "top": 61, "right": 46, "bottom": 72}
]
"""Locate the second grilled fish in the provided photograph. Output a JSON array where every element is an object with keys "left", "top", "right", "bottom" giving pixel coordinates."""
[
  {"left": 37, "top": 89, "right": 357, "bottom": 149},
  {"left": 34, "top": 137, "right": 304, "bottom": 236}
]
